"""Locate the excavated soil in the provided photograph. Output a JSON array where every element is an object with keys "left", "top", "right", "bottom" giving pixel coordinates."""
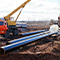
[{"left": 0, "top": 26, "right": 60, "bottom": 60}]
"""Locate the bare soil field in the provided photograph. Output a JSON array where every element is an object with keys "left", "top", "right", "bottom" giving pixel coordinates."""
[{"left": 0, "top": 21, "right": 60, "bottom": 60}]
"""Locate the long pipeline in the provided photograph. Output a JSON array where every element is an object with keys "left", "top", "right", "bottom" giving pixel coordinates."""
[
  {"left": 21, "top": 29, "right": 47, "bottom": 36},
  {"left": 8, "top": 31, "right": 49, "bottom": 44},
  {"left": 0, "top": 31, "right": 58, "bottom": 54}
]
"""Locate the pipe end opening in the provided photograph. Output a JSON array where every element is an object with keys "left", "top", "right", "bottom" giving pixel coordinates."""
[{"left": 0, "top": 48, "right": 5, "bottom": 54}]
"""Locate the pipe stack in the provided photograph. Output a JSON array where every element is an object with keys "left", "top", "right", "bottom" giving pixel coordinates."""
[{"left": 0, "top": 31, "right": 58, "bottom": 54}]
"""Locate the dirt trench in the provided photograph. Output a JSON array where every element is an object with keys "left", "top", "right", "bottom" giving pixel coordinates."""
[{"left": 0, "top": 35, "right": 60, "bottom": 60}]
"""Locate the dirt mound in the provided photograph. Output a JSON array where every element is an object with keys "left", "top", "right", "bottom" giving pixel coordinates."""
[
  {"left": 57, "top": 36, "right": 60, "bottom": 40},
  {"left": 0, "top": 53, "right": 60, "bottom": 60},
  {"left": 52, "top": 45, "right": 60, "bottom": 53}
]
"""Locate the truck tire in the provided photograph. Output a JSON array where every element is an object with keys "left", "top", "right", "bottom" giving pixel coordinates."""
[
  {"left": 3, "top": 31, "right": 10, "bottom": 38},
  {"left": 13, "top": 30, "right": 19, "bottom": 35}
]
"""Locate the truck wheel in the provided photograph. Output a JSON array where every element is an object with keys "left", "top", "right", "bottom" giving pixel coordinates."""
[
  {"left": 13, "top": 30, "right": 19, "bottom": 35},
  {"left": 3, "top": 31, "right": 10, "bottom": 38}
]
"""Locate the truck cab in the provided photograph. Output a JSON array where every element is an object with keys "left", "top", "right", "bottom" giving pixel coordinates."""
[{"left": 0, "top": 19, "right": 8, "bottom": 34}]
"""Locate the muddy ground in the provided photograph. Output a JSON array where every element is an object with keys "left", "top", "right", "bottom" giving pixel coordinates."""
[
  {"left": 0, "top": 21, "right": 60, "bottom": 60},
  {"left": 0, "top": 36, "right": 60, "bottom": 60}
]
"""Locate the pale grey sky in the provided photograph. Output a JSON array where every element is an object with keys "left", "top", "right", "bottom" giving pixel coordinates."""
[{"left": 0, "top": 0, "right": 60, "bottom": 21}]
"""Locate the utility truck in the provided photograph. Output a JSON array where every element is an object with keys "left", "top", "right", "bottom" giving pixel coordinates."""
[{"left": 0, "top": 0, "right": 31, "bottom": 37}]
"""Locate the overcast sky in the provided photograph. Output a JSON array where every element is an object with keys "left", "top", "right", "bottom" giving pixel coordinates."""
[{"left": 0, "top": 0, "right": 60, "bottom": 21}]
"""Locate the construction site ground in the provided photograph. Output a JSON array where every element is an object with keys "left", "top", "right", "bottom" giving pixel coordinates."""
[{"left": 0, "top": 21, "right": 60, "bottom": 60}]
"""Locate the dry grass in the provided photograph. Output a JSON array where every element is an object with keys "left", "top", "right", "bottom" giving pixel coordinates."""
[{"left": 27, "top": 21, "right": 50, "bottom": 30}]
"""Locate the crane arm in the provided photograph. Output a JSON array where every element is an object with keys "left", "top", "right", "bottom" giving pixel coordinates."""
[
  {"left": 14, "top": 8, "right": 23, "bottom": 22},
  {"left": 4, "top": 0, "right": 31, "bottom": 22}
]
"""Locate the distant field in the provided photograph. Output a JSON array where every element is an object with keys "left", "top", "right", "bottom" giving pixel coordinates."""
[{"left": 27, "top": 21, "right": 50, "bottom": 30}]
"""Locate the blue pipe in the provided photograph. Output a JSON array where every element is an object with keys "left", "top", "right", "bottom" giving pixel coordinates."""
[
  {"left": 0, "top": 31, "right": 58, "bottom": 54},
  {"left": 21, "top": 29, "right": 47, "bottom": 36},
  {"left": 8, "top": 31, "right": 48, "bottom": 44}
]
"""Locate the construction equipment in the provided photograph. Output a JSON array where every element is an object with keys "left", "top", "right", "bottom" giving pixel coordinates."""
[
  {"left": 50, "top": 14, "right": 60, "bottom": 26},
  {"left": 0, "top": 0, "right": 31, "bottom": 37},
  {"left": 58, "top": 14, "right": 60, "bottom": 27}
]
